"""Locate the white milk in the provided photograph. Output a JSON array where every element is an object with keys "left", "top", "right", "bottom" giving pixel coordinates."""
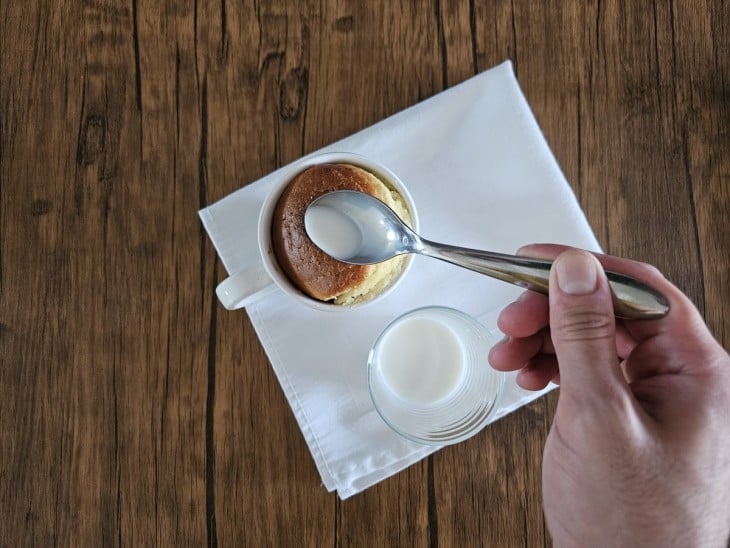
[
  {"left": 375, "top": 315, "right": 466, "bottom": 405},
  {"left": 304, "top": 204, "right": 362, "bottom": 259}
]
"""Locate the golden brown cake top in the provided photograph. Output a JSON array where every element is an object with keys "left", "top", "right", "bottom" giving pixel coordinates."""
[{"left": 271, "top": 163, "right": 389, "bottom": 302}]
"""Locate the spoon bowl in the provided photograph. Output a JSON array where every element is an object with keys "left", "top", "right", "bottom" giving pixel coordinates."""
[
  {"left": 305, "top": 190, "right": 670, "bottom": 320},
  {"left": 305, "top": 190, "right": 419, "bottom": 264}
]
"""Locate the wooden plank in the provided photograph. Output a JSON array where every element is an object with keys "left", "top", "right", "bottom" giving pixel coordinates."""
[{"left": 669, "top": 0, "right": 729, "bottom": 345}]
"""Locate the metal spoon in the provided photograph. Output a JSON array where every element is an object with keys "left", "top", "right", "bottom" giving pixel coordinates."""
[{"left": 304, "top": 190, "right": 669, "bottom": 320}]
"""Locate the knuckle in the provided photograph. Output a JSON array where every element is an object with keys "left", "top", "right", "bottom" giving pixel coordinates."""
[
  {"left": 553, "top": 308, "right": 614, "bottom": 342},
  {"left": 643, "top": 263, "right": 664, "bottom": 278},
  {"left": 636, "top": 262, "right": 665, "bottom": 282}
]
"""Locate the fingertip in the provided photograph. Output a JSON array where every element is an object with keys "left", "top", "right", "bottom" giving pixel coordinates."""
[
  {"left": 516, "top": 356, "right": 559, "bottom": 391},
  {"left": 497, "top": 291, "right": 550, "bottom": 338},
  {"left": 488, "top": 335, "right": 527, "bottom": 372},
  {"left": 552, "top": 250, "right": 604, "bottom": 296},
  {"left": 516, "top": 243, "right": 573, "bottom": 259},
  {"left": 487, "top": 336, "right": 509, "bottom": 370},
  {"left": 550, "top": 370, "right": 561, "bottom": 385},
  {"left": 516, "top": 366, "right": 552, "bottom": 391},
  {"left": 516, "top": 243, "right": 544, "bottom": 256}
]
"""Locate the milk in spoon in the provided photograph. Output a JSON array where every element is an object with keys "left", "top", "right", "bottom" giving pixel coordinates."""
[{"left": 304, "top": 204, "right": 362, "bottom": 260}]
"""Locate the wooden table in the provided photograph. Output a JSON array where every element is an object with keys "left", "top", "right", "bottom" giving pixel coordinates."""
[{"left": 2, "top": 1, "right": 728, "bottom": 545}]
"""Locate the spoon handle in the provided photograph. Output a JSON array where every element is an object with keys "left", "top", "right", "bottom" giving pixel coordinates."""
[{"left": 417, "top": 241, "right": 669, "bottom": 320}]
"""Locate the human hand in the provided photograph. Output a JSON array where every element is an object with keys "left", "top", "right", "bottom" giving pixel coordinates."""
[{"left": 488, "top": 244, "right": 730, "bottom": 547}]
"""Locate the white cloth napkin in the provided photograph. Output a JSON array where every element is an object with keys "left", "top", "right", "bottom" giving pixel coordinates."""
[{"left": 199, "top": 61, "right": 601, "bottom": 498}]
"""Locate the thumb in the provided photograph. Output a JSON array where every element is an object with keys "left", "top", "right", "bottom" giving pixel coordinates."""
[{"left": 549, "top": 250, "right": 625, "bottom": 402}]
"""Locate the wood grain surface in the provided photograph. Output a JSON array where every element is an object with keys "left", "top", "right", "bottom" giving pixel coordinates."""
[{"left": 1, "top": 1, "right": 728, "bottom": 546}]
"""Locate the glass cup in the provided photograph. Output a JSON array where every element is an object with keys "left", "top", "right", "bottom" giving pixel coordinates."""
[{"left": 368, "top": 306, "right": 505, "bottom": 445}]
